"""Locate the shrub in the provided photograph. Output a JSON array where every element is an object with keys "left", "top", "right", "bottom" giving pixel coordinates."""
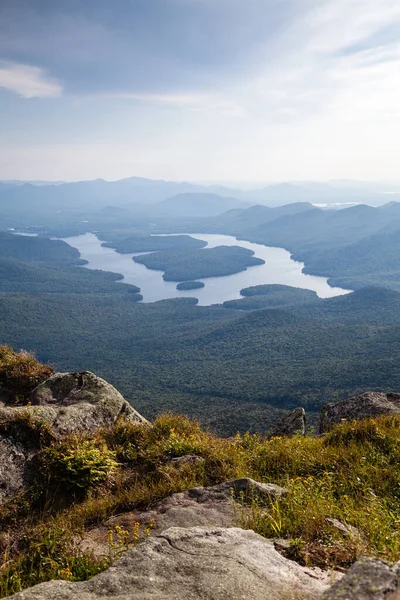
[
  {"left": 40, "top": 437, "right": 118, "bottom": 495},
  {"left": 0, "top": 345, "right": 53, "bottom": 403}
]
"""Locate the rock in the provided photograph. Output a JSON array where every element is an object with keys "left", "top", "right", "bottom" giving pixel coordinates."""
[
  {"left": 199, "top": 477, "right": 288, "bottom": 503},
  {"left": 322, "top": 557, "right": 398, "bottom": 599},
  {"left": 8, "top": 527, "right": 335, "bottom": 600},
  {"left": 28, "top": 371, "right": 147, "bottom": 434},
  {"left": 320, "top": 392, "right": 400, "bottom": 433},
  {"left": 325, "top": 518, "right": 364, "bottom": 542},
  {"left": 0, "top": 371, "right": 148, "bottom": 501},
  {"left": 0, "top": 437, "right": 35, "bottom": 503},
  {"left": 270, "top": 407, "right": 306, "bottom": 437},
  {"left": 77, "top": 478, "right": 287, "bottom": 557},
  {"left": 170, "top": 455, "right": 206, "bottom": 468}
]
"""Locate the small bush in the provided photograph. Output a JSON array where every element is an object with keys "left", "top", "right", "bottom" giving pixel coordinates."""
[
  {"left": 0, "top": 345, "right": 53, "bottom": 403},
  {"left": 40, "top": 437, "right": 118, "bottom": 495}
]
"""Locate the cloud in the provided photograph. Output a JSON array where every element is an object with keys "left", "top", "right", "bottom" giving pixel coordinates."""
[
  {"left": 0, "top": 0, "right": 294, "bottom": 95},
  {"left": 1, "top": 0, "right": 400, "bottom": 182},
  {"left": 112, "top": 92, "right": 248, "bottom": 118},
  {"left": 243, "top": 0, "right": 400, "bottom": 123},
  {"left": 0, "top": 61, "right": 62, "bottom": 98}
]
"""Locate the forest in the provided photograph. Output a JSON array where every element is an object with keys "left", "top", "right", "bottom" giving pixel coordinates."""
[
  {"left": 133, "top": 245, "right": 265, "bottom": 281},
  {"left": 2, "top": 203, "right": 400, "bottom": 435},
  {"left": 0, "top": 232, "right": 400, "bottom": 434}
]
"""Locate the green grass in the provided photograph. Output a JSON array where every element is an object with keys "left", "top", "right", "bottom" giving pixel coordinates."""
[
  {"left": 0, "top": 345, "right": 53, "bottom": 403},
  {"left": 2, "top": 412, "right": 400, "bottom": 596}
]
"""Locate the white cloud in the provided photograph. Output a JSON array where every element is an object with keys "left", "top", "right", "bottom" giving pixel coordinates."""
[
  {"left": 108, "top": 91, "right": 248, "bottom": 118},
  {"left": 0, "top": 61, "right": 62, "bottom": 98},
  {"left": 241, "top": 0, "right": 400, "bottom": 123}
]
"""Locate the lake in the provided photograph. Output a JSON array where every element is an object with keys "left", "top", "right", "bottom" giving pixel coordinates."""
[{"left": 62, "top": 232, "right": 351, "bottom": 305}]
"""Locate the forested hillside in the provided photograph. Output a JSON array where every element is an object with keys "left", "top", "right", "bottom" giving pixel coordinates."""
[
  {"left": 1, "top": 279, "right": 400, "bottom": 433},
  {"left": 2, "top": 207, "right": 400, "bottom": 434}
]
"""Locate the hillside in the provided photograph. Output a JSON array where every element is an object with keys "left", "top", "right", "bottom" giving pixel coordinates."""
[
  {"left": 0, "top": 232, "right": 142, "bottom": 297},
  {"left": 1, "top": 348, "right": 400, "bottom": 599},
  {"left": 1, "top": 285, "right": 400, "bottom": 434},
  {"left": 303, "top": 228, "right": 400, "bottom": 290},
  {"left": 203, "top": 202, "right": 400, "bottom": 293}
]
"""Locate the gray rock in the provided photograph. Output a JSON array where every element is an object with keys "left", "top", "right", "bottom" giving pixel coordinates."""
[
  {"left": 77, "top": 478, "right": 287, "bottom": 557},
  {"left": 320, "top": 392, "right": 400, "bottom": 433},
  {"left": 270, "top": 407, "right": 306, "bottom": 438},
  {"left": 0, "top": 437, "right": 35, "bottom": 503},
  {"left": 8, "top": 527, "right": 335, "bottom": 600},
  {"left": 170, "top": 455, "right": 206, "bottom": 468},
  {"left": 322, "top": 557, "right": 398, "bottom": 599},
  {"left": 28, "top": 371, "right": 147, "bottom": 434},
  {"left": 0, "top": 372, "right": 148, "bottom": 501},
  {"left": 78, "top": 480, "right": 235, "bottom": 556},
  {"left": 199, "top": 477, "right": 288, "bottom": 503},
  {"left": 325, "top": 518, "right": 364, "bottom": 542}
]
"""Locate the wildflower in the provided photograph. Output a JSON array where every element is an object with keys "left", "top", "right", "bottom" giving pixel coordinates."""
[{"left": 59, "top": 567, "right": 73, "bottom": 581}]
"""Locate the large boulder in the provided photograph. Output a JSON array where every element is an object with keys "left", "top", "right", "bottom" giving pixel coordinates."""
[
  {"left": 320, "top": 392, "right": 400, "bottom": 433},
  {"left": 322, "top": 557, "right": 399, "bottom": 599},
  {"left": 270, "top": 407, "right": 306, "bottom": 438},
  {"left": 28, "top": 371, "right": 147, "bottom": 434},
  {"left": 7, "top": 527, "right": 335, "bottom": 600},
  {"left": 0, "top": 371, "right": 147, "bottom": 501},
  {"left": 77, "top": 478, "right": 288, "bottom": 556}
]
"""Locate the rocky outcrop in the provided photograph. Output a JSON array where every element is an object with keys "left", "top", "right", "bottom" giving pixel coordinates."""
[
  {"left": 28, "top": 371, "right": 146, "bottom": 434},
  {"left": 77, "top": 478, "right": 287, "bottom": 556},
  {"left": 320, "top": 392, "right": 400, "bottom": 433},
  {"left": 322, "top": 557, "right": 399, "bottom": 599},
  {"left": 270, "top": 407, "right": 306, "bottom": 437},
  {"left": 8, "top": 527, "right": 335, "bottom": 600},
  {"left": 0, "top": 371, "right": 147, "bottom": 501}
]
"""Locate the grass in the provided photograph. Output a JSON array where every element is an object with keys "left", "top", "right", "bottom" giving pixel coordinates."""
[
  {"left": 0, "top": 346, "right": 53, "bottom": 403},
  {"left": 1, "top": 350, "right": 400, "bottom": 596}
]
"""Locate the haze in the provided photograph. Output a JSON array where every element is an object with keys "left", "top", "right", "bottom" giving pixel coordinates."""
[{"left": 1, "top": 0, "right": 400, "bottom": 183}]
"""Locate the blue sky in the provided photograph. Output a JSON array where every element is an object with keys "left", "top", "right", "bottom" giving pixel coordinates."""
[{"left": 0, "top": 0, "right": 400, "bottom": 182}]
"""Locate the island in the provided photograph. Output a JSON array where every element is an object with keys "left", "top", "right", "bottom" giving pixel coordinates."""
[
  {"left": 176, "top": 281, "right": 205, "bottom": 291},
  {"left": 102, "top": 234, "right": 206, "bottom": 254},
  {"left": 133, "top": 245, "right": 265, "bottom": 281},
  {"left": 222, "top": 284, "right": 320, "bottom": 310}
]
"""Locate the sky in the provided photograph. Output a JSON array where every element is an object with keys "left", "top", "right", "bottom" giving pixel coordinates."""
[{"left": 0, "top": 0, "right": 400, "bottom": 183}]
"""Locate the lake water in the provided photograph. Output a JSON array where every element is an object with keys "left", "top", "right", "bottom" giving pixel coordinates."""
[{"left": 62, "top": 233, "right": 351, "bottom": 305}]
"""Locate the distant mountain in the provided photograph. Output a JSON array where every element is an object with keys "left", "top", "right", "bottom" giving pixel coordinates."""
[
  {"left": 239, "top": 181, "right": 398, "bottom": 206},
  {"left": 210, "top": 202, "right": 314, "bottom": 233},
  {"left": 303, "top": 227, "right": 400, "bottom": 291},
  {"left": 155, "top": 193, "right": 248, "bottom": 217},
  {"left": 243, "top": 204, "right": 398, "bottom": 253}
]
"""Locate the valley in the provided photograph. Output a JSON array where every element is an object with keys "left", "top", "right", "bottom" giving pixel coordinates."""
[{"left": 62, "top": 232, "right": 350, "bottom": 305}]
